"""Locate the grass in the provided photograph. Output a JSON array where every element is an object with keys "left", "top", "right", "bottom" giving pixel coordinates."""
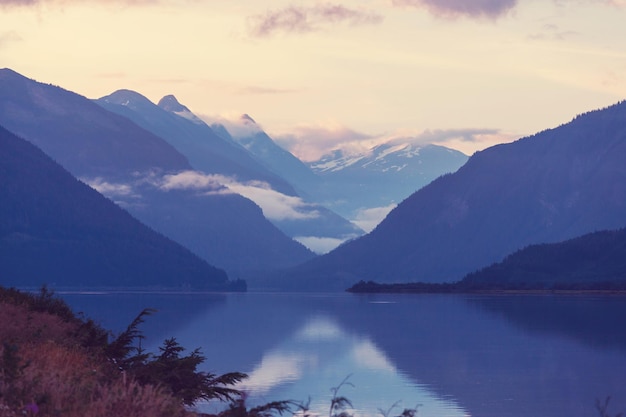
[{"left": 0, "top": 286, "right": 235, "bottom": 417}]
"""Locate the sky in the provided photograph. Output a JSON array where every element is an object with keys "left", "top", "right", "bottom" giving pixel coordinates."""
[{"left": 1, "top": 0, "right": 626, "bottom": 161}]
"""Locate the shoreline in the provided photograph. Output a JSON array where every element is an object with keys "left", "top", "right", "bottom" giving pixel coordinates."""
[{"left": 345, "top": 280, "right": 626, "bottom": 296}]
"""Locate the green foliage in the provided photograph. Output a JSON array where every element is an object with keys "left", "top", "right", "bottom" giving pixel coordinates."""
[
  {"left": 1, "top": 286, "right": 246, "bottom": 410},
  {"left": 219, "top": 398, "right": 301, "bottom": 417},
  {"left": 214, "top": 376, "right": 424, "bottom": 417},
  {"left": 131, "top": 337, "right": 246, "bottom": 406},
  {"left": 378, "top": 400, "right": 421, "bottom": 417},
  {"left": 104, "top": 308, "right": 246, "bottom": 406},
  {"left": 328, "top": 375, "right": 354, "bottom": 417},
  {"left": 105, "top": 308, "right": 155, "bottom": 370}
]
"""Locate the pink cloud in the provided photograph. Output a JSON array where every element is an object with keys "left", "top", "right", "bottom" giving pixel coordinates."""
[
  {"left": 272, "top": 124, "right": 374, "bottom": 162},
  {"left": 0, "top": 0, "right": 156, "bottom": 7},
  {"left": 248, "top": 4, "right": 383, "bottom": 37},
  {"left": 0, "top": 0, "right": 37, "bottom": 5},
  {"left": 392, "top": 0, "right": 518, "bottom": 19},
  {"left": 392, "top": 0, "right": 626, "bottom": 19}
]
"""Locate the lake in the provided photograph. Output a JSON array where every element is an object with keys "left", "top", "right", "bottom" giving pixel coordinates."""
[{"left": 59, "top": 291, "right": 626, "bottom": 417}]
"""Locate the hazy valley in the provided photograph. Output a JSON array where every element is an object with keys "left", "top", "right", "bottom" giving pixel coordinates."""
[{"left": 2, "top": 68, "right": 626, "bottom": 293}]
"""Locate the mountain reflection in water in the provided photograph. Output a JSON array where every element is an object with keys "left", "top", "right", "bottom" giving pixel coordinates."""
[
  {"left": 60, "top": 292, "right": 626, "bottom": 417},
  {"left": 237, "top": 314, "right": 466, "bottom": 417}
]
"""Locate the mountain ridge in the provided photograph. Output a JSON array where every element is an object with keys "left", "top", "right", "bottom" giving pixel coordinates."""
[
  {"left": 0, "top": 69, "right": 191, "bottom": 178},
  {"left": 0, "top": 69, "right": 316, "bottom": 277},
  {"left": 0, "top": 124, "right": 240, "bottom": 290},
  {"left": 270, "top": 100, "right": 626, "bottom": 291},
  {"left": 98, "top": 90, "right": 363, "bottom": 252}
]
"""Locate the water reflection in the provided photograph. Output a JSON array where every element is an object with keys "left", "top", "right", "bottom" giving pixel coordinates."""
[
  {"left": 59, "top": 292, "right": 626, "bottom": 417},
  {"left": 468, "top": 295, "right": 626, "bottom": 352},
  {"left": 59, "top": 291, "right": 227, "bottom": 343},
  {"left": 236, "top": 315, "right": 467, "bottom": 417}
]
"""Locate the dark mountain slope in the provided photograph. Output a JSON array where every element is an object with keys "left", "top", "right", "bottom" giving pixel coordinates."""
[
  {"left": 0, "top": 68, "right": 190, "bottom": 178},
  {"left": 279, "top": 101, "right": 626, "bottom": 290},
  {"left": 0, "top": 125, "right": 236, "bottom": 289},
  {"left": 127, "top": 184, "right": 316, "bottom": 275},
  {"left": 0, "top": 68, "right": 316, "bottom": 276},
  {"left": 461, "top": 228, "right": 626, "bottom": 289}
]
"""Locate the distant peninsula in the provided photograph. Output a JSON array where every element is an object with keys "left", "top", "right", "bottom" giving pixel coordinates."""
[{"left": 347, "top": 228, "right": 626, "bottom": 294}]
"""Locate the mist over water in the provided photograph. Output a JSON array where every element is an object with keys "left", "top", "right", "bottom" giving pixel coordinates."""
[{"left": 61, "top": 292, "right": 626, "bottom": 417}]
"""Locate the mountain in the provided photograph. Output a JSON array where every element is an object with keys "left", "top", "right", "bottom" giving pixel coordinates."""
[
  {"left": 96, "top": 90, "right": 297, "bottom": 195},
  {"left": 97, "top": 92, "right": 363, "bottom": 253},
  {"left": 0, "top": 68, "right": 190, "bottom": 179},
  {"left": 275, "top": 101, "right": 626, "bottom": 291},
  {"left": 220, "top": 114, "right": 467, "bottom": 229},
  {"left": 0, "top": 69, "right": 315, "bottom": 276},
  {"left": 0, "top": 124, "right": 239, "bottom": 290},
  {"left": 461, "top": 228, "right": 626, "bottom": 290},
  {"left": 213, "top": 114, "right": 323, "bottom": 199},
  {"left": 215, "top": 115, "right": 467, "bottom": 243},
  {"left": 307, "top": 143, "right": 469, "bottom": 220}
]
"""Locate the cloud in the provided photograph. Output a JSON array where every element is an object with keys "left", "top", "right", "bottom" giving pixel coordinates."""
[
  {"left": 272, "top": 123, "right": 374, "bottom": 162},
  {"left": 248, "top": 3, "right": 383, "bottom": 37},
  {"left": 296, "top": 316, "right": 343, "bottom": 340},
  {"left": 160, "top": 171, "right": 320, "bottom": 221},
  {"left": 352, "top": 204, "right": 397, "bottom": 232},
  {"left": 85, "top": 177, "right": 137, "bottom": 198},
  {"left": 367, "top": 127, "right": 513, "bottom": 155},
  {"left": 207, "top": 114, "right": 264, "bottom": 139},
  {"left": 393, "top": 127, "right": 500, "bottom": 145},
  {"left": 159, "top": 171, "right": 227, "bottom": 192},
  {"left": 391, "top": 0, "right": 626, "bottom": 19},
  {"left": 413, "top": 128, "right": 517, "bottom": 154},
  {"left": 0, "top": 0, "right": 157, "bottom": 7},
  {"left": 351, "top": 340, "right": 396, "bottom": 372},
  {"left": 0, "top": 0, "right": 36, "bottom": 5},
  {"left": 391, "top": 0, "right": 518, "bottom": 19},
  {"left": 83, "top": 177, "right": 146, "bottom": 208},
  {"left": 227, "top": 181, "right": 321, "bottom": 221},
  {"left": 273, "top": 124, "right": 507, "bottom": 162},
  {"left": 293, "top": 236, "right": 350, "bottom": 254},
  {"left": 239, "top": 352, "right": 315, "bottom": 395}
]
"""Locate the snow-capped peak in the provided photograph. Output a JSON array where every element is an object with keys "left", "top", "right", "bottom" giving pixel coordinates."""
[{"left": 310, "top": 141, "right": 426, "bottom": 174}]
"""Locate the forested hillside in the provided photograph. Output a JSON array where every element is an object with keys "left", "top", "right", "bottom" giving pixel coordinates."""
[{"left": 0, "top": 125, "right": 239, "bottom": 290}]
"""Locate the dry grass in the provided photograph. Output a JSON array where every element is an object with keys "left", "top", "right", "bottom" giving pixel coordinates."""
[
  {"left": 0, "top": 301, "right": 192, "bottom": 417},
  {"left": 0, "top": 303, "right": 76, "bottom": 346}
]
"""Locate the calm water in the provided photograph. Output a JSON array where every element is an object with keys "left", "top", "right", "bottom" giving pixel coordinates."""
[{"left": 60, "top": 292, "right": 626, "bottom": 417}]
